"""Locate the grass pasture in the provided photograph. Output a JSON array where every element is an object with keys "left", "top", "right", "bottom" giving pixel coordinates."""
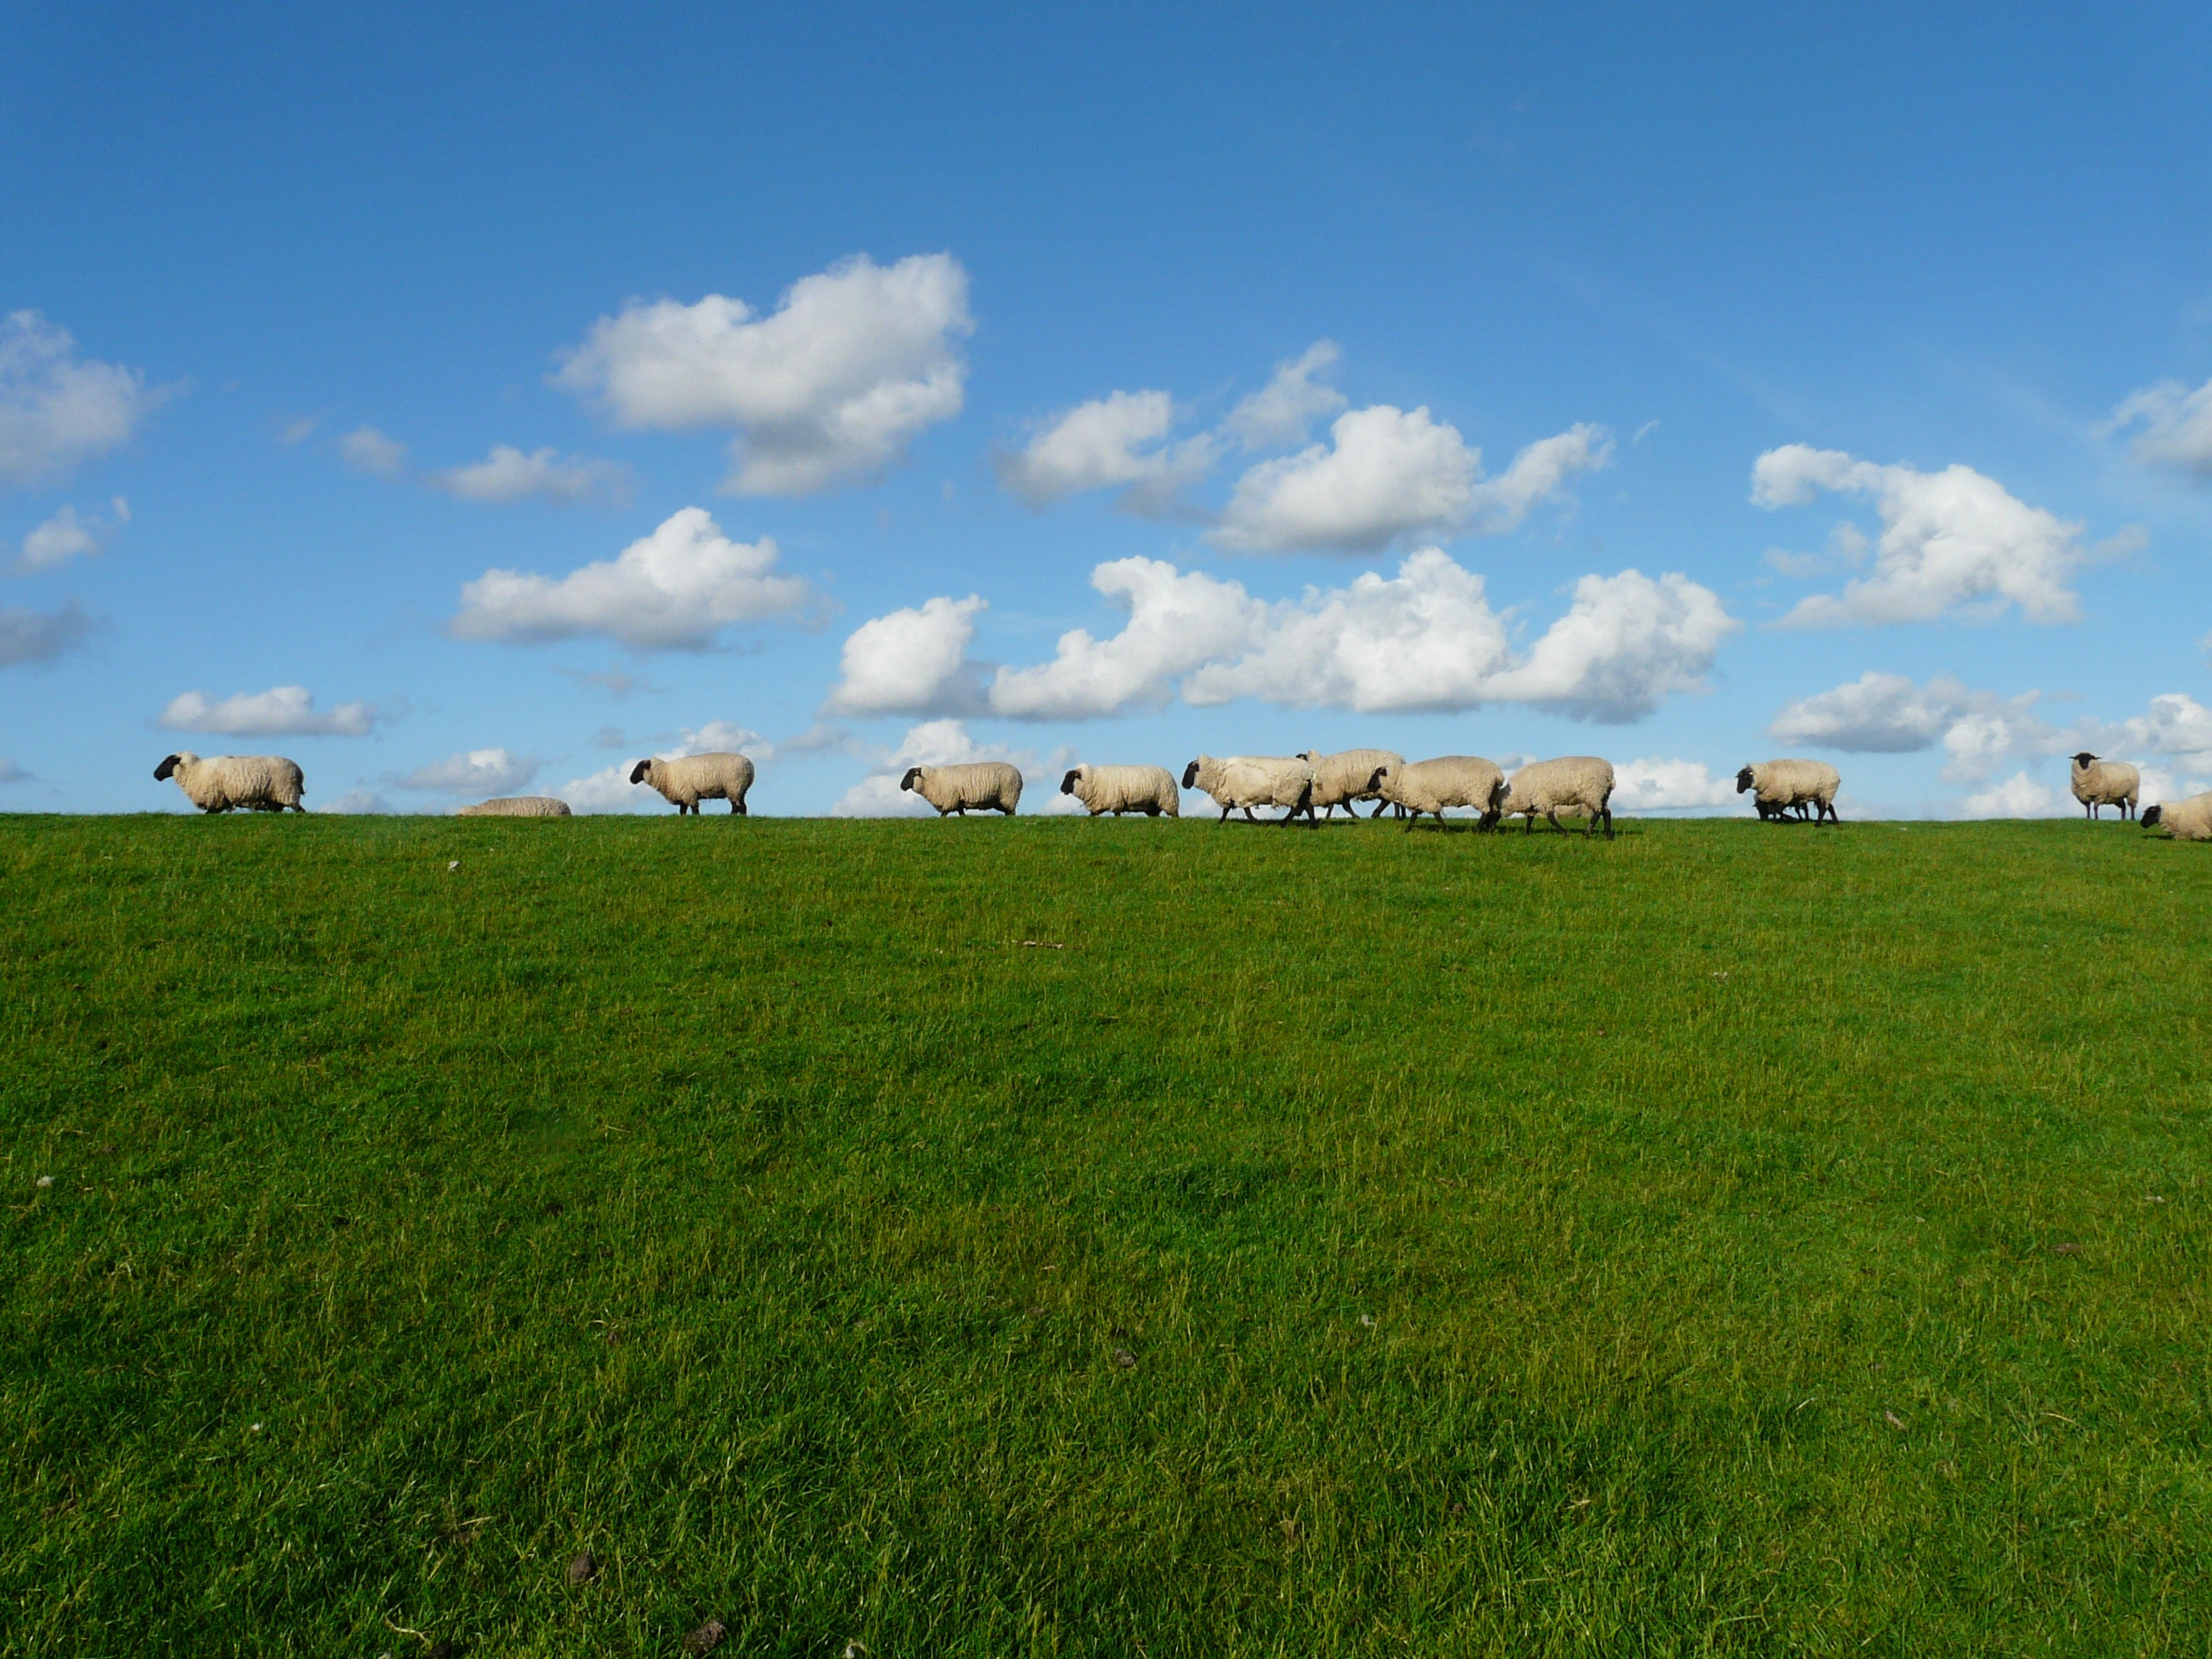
[{"left": 1, "top": 810, "right": 2208, "bottom": 1656}]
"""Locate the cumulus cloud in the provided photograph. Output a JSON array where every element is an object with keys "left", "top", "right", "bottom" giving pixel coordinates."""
[
  {"left": 825, "top": 593, "right": 987, "bottom": 716},
  {"left": 0, "top": 312, "right": 171, "bottom": 487},
  {"left": 1768, "top": 672, "right": 2052, "bottom": 781},
  {"left": 553, "top": 253, "right": 972, "bottom": 496},
  {"left": 1221, "top": 340, "right": 1348, "bottom": 450},
  {"left": 451, "top": 506, "right": 818, "bottom": 650},
  {"left": 994, "top": 390, "right": 1216, "bottom": 514},
  {"left": 321, "top": 789, "right": 396, "bottom": 815},
  {"left": 340, "top": 426, "right": 407, "bottom": 478},
  {"left": 1961, "top": 773, "right": 2067, "bottom": 818},
  {"left": 394, "top": 748, "right": 538, "bottom": 796},
  {"left": 2109, "top": 375, "right": 2212, "bottom": 480},
  {"left": 1477, "top": 570, "right": 1738, "bottom": 721},
  {"left": 1612, "top": 759, "right": 1737, "bottom": 811},
  {"left": 158, "top": 685, "right": 380, "bottom": 738},
  {"left": 832, "top": 718, "right": 1038, "bottom": 817},
  {"left": 10, "top": 497, "right": 127, "bottom": 574},
  {"left": 994, "top": 560, "right": 1261, "bottom": 720},
  {"left": 2106, "top": 691, "right": 2212, "bottom": 760},
  {"left": 1752, "top": 446, "right": 2085, "bottom": 626},
  {"left": 0, "top": 600, "right": 96, "bottom": 666},
  {"left": 429, "top": 445, "right": 632, "bottom": 506}
]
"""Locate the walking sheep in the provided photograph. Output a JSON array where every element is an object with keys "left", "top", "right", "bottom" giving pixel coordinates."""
[
  {"left": 457, "top": 796, "right": 573, "bottom": 817},
  {"left": 1296, "top": 747, "right": 1404, "bottom": 819},
  {"left": 1372, "top": 756, "right": 1507, "bottom": 832},
  {"left": 630, "top": 753, "right": 754, "bottom": 815},
  {"left": 153, "top": 752, "right": 306, "bottom": 813},
  {"left": 2069, "top": 753, "right": 2140, "bottom": 821},
  {"left": 901, "top": 761, "right": 1023, "bottom": 816},
  {"left": 2142, "top": 792, "right": 2212, "bottom": 842},
  {"left": 1500, "top": 756, "right": 1616, "bottom": 838},
  {"left": 1181, "top": 754, "right": 1317, "bottom": 826},
  {"left": 1059, "top": 764, "right": 1179, "bottom": 817},
  {"left": 1736, "top": 759, "right": 1841, "bottom": 825}
]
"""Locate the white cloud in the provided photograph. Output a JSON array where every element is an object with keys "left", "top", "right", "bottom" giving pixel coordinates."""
[
  {"left": 1477, "top": 569, "right": 1738, "bottom": 721},
  {"left": 0, "top": 312, "right": 171, "bottom": 487},
  {"left": 554, "top": 761, "right": 651, "bottom": 815},
  {"left": 1961, "top": 773, "right": 2066, "bottom": 818},
  {"left": 451, "top": 506, "right": 818, "bottom": 650},
  {"left": 276, "top": 416, "right": 319, "bottom": 447},
  {"left": 2106, "top": 691, "right": 2212, "bottom": 760},
  {"left": 994, "top": 558, "right": 1261, "bottom": 720},
  {"left": 1221, "top": 340, "right": 1347, "bottom": 450},
  {"left": 321, "top": 789, "right": 396, "bottom": 815},
  {"left": 1752, "top": 446, "right": 2085, "bottom": 626},
  {"left": 340, "top": 426, "right": 407, "bottom": 478},
  {"left": 553, "top": 253, "right": 972, "bottom": 496},
  {"left": 1612, "top": 759, "right": 1737, "bottom": 811},
  {"left": 832, "top": 718, "right": 1036, "bottom": 817},
  {"left": 1214, "top": 408, "right": 1607, "bottom": 553},
  {"left": 11, "top": 497, "right": 127, "bottom": 574},
  {"left": 0, "top": 757, "right": 30, "bottom": 784},
  {"left": 993, "top": 390, "right": 1216, "bottom": 514},
  {"left": 158, "top": 685, "right": 380, "bottom": 737},
  {"left": 429, "top": 445, "right": 632, "bottom": 506},
  {"left": 394, "top": 748, "right": 538, "bottom": 795},
  {"left": 2109, "top": 375, "right": 2212, "bottom": 480},
  {"left": 1767, "top": 672, "right": 2053, "bottom": 781},
  {"left": 825, "top": 593, "right": 987, "bottom": 716},
  {"left": 0, "top": 600, "right": 96, "bottom": 665}
]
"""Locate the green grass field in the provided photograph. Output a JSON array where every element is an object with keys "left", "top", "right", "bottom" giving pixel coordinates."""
[{"left": 3, "top": 812, "right": 2207, "bottom": 1656}]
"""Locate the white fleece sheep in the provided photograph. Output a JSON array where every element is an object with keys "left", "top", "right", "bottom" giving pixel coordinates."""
[
  {"left": 629, "top": 752, "right": 755, "bottom": 815},
  {"left": 1296, "top": 747, "right": 1404, "bottom": 819},
  {"left": 1180, "top": 754, "right": 1317, "bottom": 826},
  {"left": 1736, "top": 758, "right": 1841, "bottom": 825},
  {"left": 457, "top": 796, "right": 573, "bottom": 818},
  {"left": 2142, "top": 792, "right": 2212, "bottom": 842},
  {"left": 1500, "top": 756, "right": 1616, "bottom": 839},
  {"left": 2069, "top": 752, "right": 2140, "bottom": 821},
  {"left": 153, "top": 752, "right": 306, "bottom": 813},
  {"left": 1372, "top": 756, "right": 1507, "bottom": 832},
  {"left": 901, "top": 761, "right": 1023, "bottom": 816},
  {"left": 1059, "top": 763, "right": 1180, "bottom": 817}
]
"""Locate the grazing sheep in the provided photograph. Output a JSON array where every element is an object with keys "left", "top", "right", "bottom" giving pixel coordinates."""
[
  {"left": 2069, "top": 752, "right": 2140, "bottom": 821},
  {"left": 1736, "top": 758, "right": 1842, "bottom": 825},
  {"left": 1372, "top": 756, "right": 1507, "bottom": 832},
  {"left": 1180, "top": 754, "right": 1317, "bottom": 826},
  {"left": 629, "top": 753, "right": 755, "bottom": 815},
  {"left": 457, "top": 796, "right": 573, "bottom": 818},
  {"left": 152, "top": 752, "right": 306, "bottom": 813},
  {"left": 1296, "top": 747, "right": 1404, "bottom": 819},
  {"left": 901, "top": 761, "right": 1023, "bottom": 816},
  {"left": 1059, "top": 763, "right": 1180, "bottom": 817},
  {"left": 2142, "top": 792, "right": 2212, "bottom": 842},
  {"left": 1500, "top": 756, "right": 1616, "bottom": 839}
]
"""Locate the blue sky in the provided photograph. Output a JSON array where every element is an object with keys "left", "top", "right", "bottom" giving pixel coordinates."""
[{"left": 5, "top": 2, "right": 2211, "bottom": 817}]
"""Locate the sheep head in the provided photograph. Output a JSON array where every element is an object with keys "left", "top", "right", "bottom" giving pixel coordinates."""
[
  {"left": 628, "top": 759, "right": 655, "bottom": 785},
  {"left": 899, "top": 767, "right": 924, "bottom": 792}
]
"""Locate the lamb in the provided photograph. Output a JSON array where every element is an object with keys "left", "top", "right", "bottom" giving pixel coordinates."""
[
  {"left": 1059, "top": 763, "right": 1180, "bottom": 817},
  {"left": 1736, "top": 759, "right": 1841, "bottom": 825},
  {"left": 1500, "top": 756, "right": 1616, "bottom": 838},
  {"left": 1371, "top": 756, "right": 1507, "bottom": 832},
  {"left": 2141, "top": 792, "right": 2212, "bottom": 842},
  {"left": 1180, "top": 754, "right": 1317, "bottom": 826},
  {"left": 2069, "top": 752, "right": 2139, "bottom": 821},
  {"left": 628, "top": 752, "right": 755, "bottom": 815},
  {"left": 1296, "top": 747, "right": 1404, "bottom": 819},
  {"left": 152, "top": 752, "right": 306, "bottom": 813},
  {"left": 901, "top": 761, "right": 1023, "bottom": 816},
  {"left": 457, "top": 796, "right": 573, "bottom": 817}
]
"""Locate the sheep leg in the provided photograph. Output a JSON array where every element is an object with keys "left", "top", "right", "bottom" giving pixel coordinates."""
[
  {"left": 1218, "top": 805, "right": 1231, "bottom": 824},
  {"left": 1602, "top": 806, "right": 1614, "bottom": 840},
  {"left": 1547, "top": 810, "right": 1564, "bottom": 834}
]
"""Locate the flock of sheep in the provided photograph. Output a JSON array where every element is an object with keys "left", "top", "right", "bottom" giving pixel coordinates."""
[{"left": 146, "top": 743, "right": 2211, "bottom": 839}]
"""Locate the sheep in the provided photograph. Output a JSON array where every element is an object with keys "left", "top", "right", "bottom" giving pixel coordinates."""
[
  {"left": 629, "top": 752, "right": 755, "bottom": 815},
  {"left": 1736, "top": 759, "right": 1841, "bottom": 825},
  {"left": 2069, "top": 752, "right": 2140, "bottom": 821},
  {"left": 1059, "top": 763, "right": 1180, "bottom": 817},
  {"left": 1296, "top": 747, "right": 1404, "bottom": 819},
  {"left": 152, "top": 752, "right": 306, "bottom": 813},
  {"left": 1500, "top": 756, "right": 1616, "bottom": 838},
  {"left": 2142, "top": 792, "right": 2212, "bottom": 842},
  {"left": 1180, "top": 754, "right": 1317, "bottom": 826},
  {"left": 457, "top": 796, "right": 573, "bottom": 817},
  {"left": 901, "top": 761, "right": 1023, "bottom": 816},
  {"left": 1372, "top": 756, "right": 1507, "bottom": 832}
]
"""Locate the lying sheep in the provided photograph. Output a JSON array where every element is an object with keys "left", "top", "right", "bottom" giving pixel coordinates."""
[
  {"left": 1181, "top": 754, "right": 1317, "bottom": 826},
  {"left": 901, "top": 761, "right": 1023, "bottom": 816},
  {"left": 629, "top": 752, "right": 755, "bottom": 815},
  {"left": 1372, "top": 756, "right": 1506, "bottom": 832},
  {"left": 457, "top": 796, "right": 573, "bottom": 817},
  {"left": 1736, "top": 758, "right": 1841, "bottom": 825},
  {"left": 153, "top": 752, "right": 306, "bottom": 813},
  {"left": 2142, "top": 792, "right": 2212, "bottom": 842},
  {"left": 1500, "top": 756, "right": 1616, "bottom": 838},
  {"left": 1059, "top": 763, "right": 1179, "bottom": 817},
  {"left": 1296, "top": 747, "right": 1404, "bottom": 819},
  {"left": 2070, "top": 752, "right": 2140, "bottom": 821}
]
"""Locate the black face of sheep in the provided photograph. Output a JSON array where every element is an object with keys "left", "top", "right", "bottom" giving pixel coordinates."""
[
  {"left": 628, "top": 760, "right": 652, "bottom": 785},
  {"left": 2070, "top": 752, "right": 2098, "bottom": 768},
  {"left": 1181, "top": 760, "right": 1200, "bottom": 789},
  {"left": 1734, "top": 766, "right": 1755, "bottom": 792},
  {"left": 154, "top": 754, "right": 180, "bottom": 781},
  {"left": 899, "top": 767, "right": 923, "bottom": 792},
  {"left": 2143, "top": 804, "right": 2164, "bottom": 827},
  {"left": 1367, "top": 765, "right": 1389, "bottom": 793},
  {"left": 1059, "top": 769, "right": 1081, "bottom": 795}
]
